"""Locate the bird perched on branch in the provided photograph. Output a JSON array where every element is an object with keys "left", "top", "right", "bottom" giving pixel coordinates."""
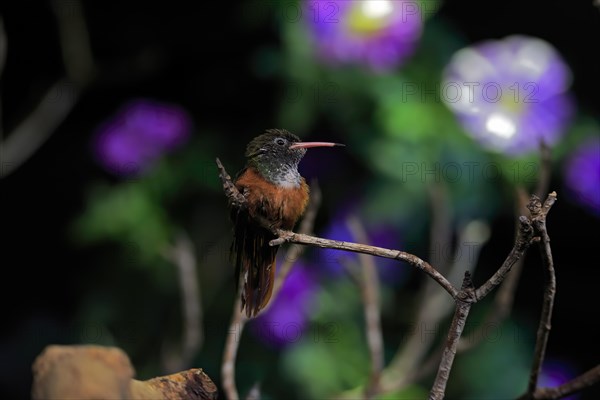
[{"left": 230, "top": 129, "right": 343, "bottom": 317}]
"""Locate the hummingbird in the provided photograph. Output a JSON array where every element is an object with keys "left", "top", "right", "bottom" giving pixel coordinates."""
[{"left": 230, "top": 129, "right": 343, "bottom": 317}]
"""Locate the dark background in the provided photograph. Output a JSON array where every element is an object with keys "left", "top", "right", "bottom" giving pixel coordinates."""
[{"left": 1, "top": 1, "right": 599, "bottom": 399}]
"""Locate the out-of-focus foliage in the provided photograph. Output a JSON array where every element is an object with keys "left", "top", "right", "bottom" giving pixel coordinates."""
[{"left": 453, "top": 319, "right": 532, "bottom": 398}]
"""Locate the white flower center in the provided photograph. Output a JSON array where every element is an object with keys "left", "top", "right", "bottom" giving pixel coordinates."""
[
  {"left": 485, "top": 113, "right": 516, "bottom": 139},
  {"left": 361, "top": 0, "right": 394, "bottom": 19}
]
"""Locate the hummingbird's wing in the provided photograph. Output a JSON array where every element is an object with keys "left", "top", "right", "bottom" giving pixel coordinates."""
[{"left": 230, "top": 189, "right": 278, "bottom": 318}]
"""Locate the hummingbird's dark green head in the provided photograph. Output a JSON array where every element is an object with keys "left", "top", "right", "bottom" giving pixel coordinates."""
[
  {"left": 246, "top": 129, "right": 306, "bottom": 168},
  {"left": 245, "top": 129, "right": 343, "bottom": 188}
]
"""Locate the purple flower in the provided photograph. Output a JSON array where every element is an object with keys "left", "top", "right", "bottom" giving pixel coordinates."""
[
  {"left": 94, "top": 99, "right": 191, "bottom": 176},
  {"left": 442, "top": 35, "right": 574, "bottom": 155},
  {"left": 306, "top": 0, "right": 423, "bottom": 71},
  {"left": 539, "top": 360, "right": 580, "bottom": 400},
  {"left": 319, "top": 208, "right": 406, "bottom": 285},
  {"left": 563, "top": 137, "right": 600, "bottom": 216},
  {"left": 250, "top": 263, "right": 318, "bottom": 348}
]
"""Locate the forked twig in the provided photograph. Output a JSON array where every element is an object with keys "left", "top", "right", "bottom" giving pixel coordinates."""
[
  {"left": 458, "top": 188, "right": 531, "bottom": 352},
  {"left": 429, "top": 272, "right": 476, "bottom": 400},
  {"left": 523, "top": 194, "right": 558, "bottom": 398}
]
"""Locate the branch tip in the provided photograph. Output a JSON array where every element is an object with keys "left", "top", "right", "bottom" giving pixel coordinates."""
[{"left": 461, "top": 271, "right": 474, "bottom": 290}]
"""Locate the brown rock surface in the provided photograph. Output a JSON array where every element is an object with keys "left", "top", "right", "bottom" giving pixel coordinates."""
[{"left": 32, "top": 345, "right": 217, "bottom": 400}]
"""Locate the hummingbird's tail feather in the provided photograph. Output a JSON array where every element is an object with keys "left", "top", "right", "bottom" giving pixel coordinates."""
[{"left": 231, "top": 209, "right": 278, "bottom": 318}]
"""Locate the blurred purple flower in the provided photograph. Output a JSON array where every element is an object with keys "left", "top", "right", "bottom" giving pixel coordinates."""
[
  {"left": 250, "top": 263, "right": 318, "bottom": 349},
  {"left": 539, "top": 359, "right": 580, "bottom": 400},
  {"left": 319, "top": 208, "right": 406, "bottom": 285},
  {"left": 94, "top": 99, "right": 191, "bottom": 176},
  {"left": 306, "top": 0, "right": 423, "bottom": 71},
  {"left": 563, "top": 137, "right": 600, "bottom": 216},
  {"left": 442, "top": 35, "right": 573, "bottom": 155}
]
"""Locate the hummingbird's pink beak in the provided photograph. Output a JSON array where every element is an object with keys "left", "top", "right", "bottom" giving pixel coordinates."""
[{"left": 289, "top": 142, "right": 345, "bottom": 149}]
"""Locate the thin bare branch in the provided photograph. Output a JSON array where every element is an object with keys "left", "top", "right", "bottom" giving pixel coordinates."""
[
  {"left": 277, "top": 230, "right": 458, "bottom": 299},
  {"left": 526, "top": 194, "right": 558, "bottom": 395},
  {"left": 429, "top": 272, "right": 476, "bottom": 400},
  {"left": 2, "top": 1, "right": 95, "bottom": 177},
  {"left": 523, "top": 364, "right": 600, "bottom": 400},
  {"left": 161, "top": 232, "right": 203, "bottom": 373},
  {"left": 427, "top": 183, "right": 452, "bottom": 275},
  {"left": 221, "top": 294, "right": 245, "bottom": 400},
  {"left": 50, "top": 0, "right": 95, "bottom": 85},
  {"left": 346, "top": 216, "right": 384, "bottom": 398},
  {"left": 1, "top": 79, "right": 78, "bottom": 177},
  {"left": 337, "top": 256, "right": 363, "bottom": 285},
  {"left": 474, "top": 215, "right": 535, "bottom": 299}
]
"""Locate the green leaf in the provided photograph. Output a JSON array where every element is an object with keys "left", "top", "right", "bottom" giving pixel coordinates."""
[
  {"left": 73, "top": 182, "right": 171, "bottom": 262},
  {"left": 282, "top": 322, "right": 369, "bottom": 399},
  {"left": 376, "top": 385, "right": 428, "bottom": 400},
  {"left": 452, "top": 319, "right": 532, "bottom": 398}
]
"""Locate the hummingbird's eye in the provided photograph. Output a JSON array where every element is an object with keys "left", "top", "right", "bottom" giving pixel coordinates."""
[{"left": 275, "top": 138, "right": 286, "bottom": 146}]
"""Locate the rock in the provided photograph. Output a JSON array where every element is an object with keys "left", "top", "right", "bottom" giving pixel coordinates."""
[{"left": 31, "top": 345, "right": 217, "bottom": 400}]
